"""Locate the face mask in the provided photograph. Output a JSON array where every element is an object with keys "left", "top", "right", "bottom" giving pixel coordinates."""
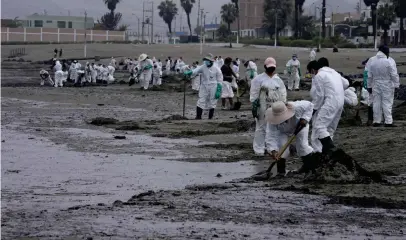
[
  {"left": 292, "top": 57, "right": 297, "bottom": 61},
  {"left": 204, "top": 60, "right": 212, "bottom": 67}
]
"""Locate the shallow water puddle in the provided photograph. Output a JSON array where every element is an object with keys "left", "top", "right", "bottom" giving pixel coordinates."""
[{"left": 1, "top": 128, "right": 258, "bottom": 211}]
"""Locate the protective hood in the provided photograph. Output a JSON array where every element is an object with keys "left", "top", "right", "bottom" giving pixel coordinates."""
[
  {"left": 376, "top": 51, "right": 387, "bottom": 59},
  {"left": 318, "top": 66, "right": 335, "bottom": 74}
]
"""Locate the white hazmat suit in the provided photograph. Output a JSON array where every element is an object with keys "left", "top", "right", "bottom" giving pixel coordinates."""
[
  {"left": 265, "top": 100, "right": 314, "bottom": 158},
  {"left": 152, "top": 63, "right": 162, "bottom": 86},
  {"left": 367, "top": 51, "right": 399, "bottom": 125},
  {"left": 344, "top": 87, "right": 358, "bottom": 106},
  {"left": 309, "top": 49, "right": 317, "bottom": 61},
  {"left": 245, "top": 61, "right": 258, "bottom": 87},
  {"left": 310, "top": 67, "right": 349, "bottom": 153},
  {"left": 191, "top": 63, "right": 223, "bottom": 110},
  {"left": 139, "top": 58, "right": 154, "bottom": 90},
  {"left": 250, "top": 73, "right": 287, "bottom": 155},
  {"left": 286, "top": 58, "right": 301, "bottom": 90}
]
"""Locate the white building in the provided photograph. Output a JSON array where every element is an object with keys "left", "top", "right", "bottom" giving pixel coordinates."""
[{"left": 23, "top": 14, "right": 94, "bottom": 29}]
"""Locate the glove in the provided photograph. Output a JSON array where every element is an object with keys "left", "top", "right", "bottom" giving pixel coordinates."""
[
  {"left": 363, "top": 70, "right": 368, "bottom": 89},
  {"left": 251, "top": 99, "right": 260, "bottom": 118},
  {"left": 367, "top": 88, "right": 372, "bottom": 94},
  {"left": 184, "top": 70, "right": 193, "bottom": 76},
  {"left": 270, "top": 150, "right": 278, "bottom": 160},
  {"left": 298, "top": 68, "right": 302, "bottom": 77},
  {"left": 295, "top": 118, "right": 308, "bottom": 134},
  {"left": 215, "top": 83, "right": 222, "bottom": 99}
]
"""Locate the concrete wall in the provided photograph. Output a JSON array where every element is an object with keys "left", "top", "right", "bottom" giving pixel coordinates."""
[{"left": 1, "top": 27, "right": 125, "bottom": 43}]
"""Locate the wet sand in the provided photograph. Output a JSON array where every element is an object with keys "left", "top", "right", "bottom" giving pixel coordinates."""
[{"left": 2, "top": 44, "right": 406, "bottom": 239}]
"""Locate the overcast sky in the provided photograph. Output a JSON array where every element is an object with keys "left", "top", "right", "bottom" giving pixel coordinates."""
[{"left": 1, "top": 0, "right": 361, "bottom": 33}]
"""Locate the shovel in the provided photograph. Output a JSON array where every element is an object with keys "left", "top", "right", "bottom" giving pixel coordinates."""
[{"left": 251, "top": 125, "right": 305, "bottom": 181}]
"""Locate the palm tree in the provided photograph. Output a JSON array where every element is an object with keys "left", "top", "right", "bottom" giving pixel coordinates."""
[
  {"left": 263, "top": 0, "right": 293, "bottom": 43},
  {"left": 364, "top": 0, "right": 380, "bottom": 45},
  {"left": 231, "top": 0, "right": 240, "bottom": 40},
  {"left": 180, "top": 0, "right": 195, "bottom": 40},
  {"left": 294, "top": 0, "right": 305, "bottom": 39},
  {"left": 104, "top": 0, "right": 121, "bottom": 13},
  {"left": 158, "top": 0, "right": 178, "bottom": 36},
  {"left": 377, "top": 3, "right": 396, "bottom": 45},
  {"left": 221, "top": 3, "right": 238, "bottom": 48},
  {"left": 394, "top": 0, "right": 406, "bottom": 45},
  {"left": 322, "top": 0, "right": 326, "bottom": 38}
]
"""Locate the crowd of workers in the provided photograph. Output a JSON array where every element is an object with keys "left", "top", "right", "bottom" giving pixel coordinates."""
[{"left": 39, "top": 45, "right": 400, "bottom": 176}]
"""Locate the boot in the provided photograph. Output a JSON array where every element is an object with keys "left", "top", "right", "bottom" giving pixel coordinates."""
[
  {"left": 276, "top": 158, "right": 286, "bottom": 177},
  {"left": 208, "top": 108, "right": 215, "bottom": 119},
  {"left": 319, "top": 136, "right": 336, "bottom": 156},
  {"left": 298, "top": 152, "right": 322, "bottom": 173},
  {"left": 195, "top": 107, "right": 203, "bottom": 120},
  {"left": 366, "top": 106, "right": 373, "bottom": 126}
]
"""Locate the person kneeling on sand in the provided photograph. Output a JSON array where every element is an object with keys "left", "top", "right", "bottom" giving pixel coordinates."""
[
  {"left": 39, "top": 69, "right": 54, "bottom": 86},
  {"left": 265, "top": 100, "right": 317, "bottom": 176}
]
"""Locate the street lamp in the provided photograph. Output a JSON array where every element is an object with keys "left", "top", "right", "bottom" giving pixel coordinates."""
[
  {"left": 132, "top": 13, "right": 141, "bottom": 41},
  {"left": 316, "top": 7, "right": 322, "bottom": 51}
]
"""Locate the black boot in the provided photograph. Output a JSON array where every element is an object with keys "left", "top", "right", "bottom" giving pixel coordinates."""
[
  {"left": 298, "top": 152, "right": 322, "bottom": 173},
  {"left": 208, "top": 108, "right": 215, "bottom": 119},
  {"left": 367, "top": 106, "right": 373, "bottom": 126},
  {"left": 276, "top": 158, "right": 286, "bottom": 177},
  {"left": 195, "top": 107, "right": 203, "bottom": 120},
  {"left": 319, "top": 136, "right": 336, "bottom": 156}
]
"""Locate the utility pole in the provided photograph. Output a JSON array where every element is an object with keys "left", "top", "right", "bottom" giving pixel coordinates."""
[
  {"left": 151, "top": 1, "right": 154, "bottom": 43},
  {"left": 203, "top": 13, "right": 206, "bottom": 44},
  {"left": 142, "top": 2, "right": 145, "bottom": 42},
  {"left": 197, "top": 0, "right": 201, "bottom": 28},
  {"left": 274, "top": 12, "right": 277, "bottom": 47},
  {"left": 84, "top": 10, "right": 87, "bottom": 57},
  {"left": 200, "top": 8, "right": 204, "bottom": 55}
]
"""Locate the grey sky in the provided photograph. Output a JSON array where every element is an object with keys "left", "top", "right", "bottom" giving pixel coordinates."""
[{"left": 2, "top": 0, "right": 360, "bottom": 33}]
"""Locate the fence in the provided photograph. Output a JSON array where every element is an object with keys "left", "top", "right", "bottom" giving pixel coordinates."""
[
  {"left": 1, "top": 27, "right": 126, "bottom": 43},
  {"left": 8, "top": 47, "right": 26, "bottom": 58}
]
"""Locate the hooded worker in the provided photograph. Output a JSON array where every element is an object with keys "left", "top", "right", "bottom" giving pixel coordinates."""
[
  {"left": 53, "top": 60, "right": 62, "bottom": 72},
  {"left": 90, "top": 63, "right": 98, "bottom": 83},
  {"left": 367, "top": 45, "right": 399, "bottom": 127},
  {"left": 110, "top": 57, "right": 117, "bottom": 68},
  {"left": 184, "top": 53, "right": 223, "bottom": 120},
  {"left": 217, "top": 56, "right": 224, "bottom": 68},
  {"left": 108, "top": 64, "right": 115, "bottom": 78},
  {"left": 244, "top": 60, "right": 258, "bottom": 87},
  {"left": 152, "top": 62, "right": 162, "bottom": 86},
  {"left": 309, "top": 48, "right": 317, "bottom": 61},
  {"left": 307, "top": 60, "right": 349, "bottom": 156},
  {"left": 39, "top": 69, "right": 54, "bottom": 86},
  {"left": 250, "top": 57, "right": 287, "bottom": 156},
  {"left": 69, "top": 61, "right": 78, "bottom": 83},
  {"left": 138, "top": 53, "right": 154, "bottom": 90},
  {"left": 265, "top": 100, "right": 316, "bottom": 176},
  {"left": 166, "top": 58, "right": 171, "bottom": 75},
  {"left": 85, "top": 62, "right": 92, "bottom": 83},
  {"left": 286, "top": 54, "right": 301, "bottom": 91}
]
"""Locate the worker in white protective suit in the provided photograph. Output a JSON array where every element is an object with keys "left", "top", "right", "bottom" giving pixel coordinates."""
[
  {"left": 250, "top": 57, "right": 287, "bottom": 156},
  {"left": 158, "top": 59, "right": 163, "bottom": 69},
  {"left": 107, "top": 64, "right": 115, "bottom": 80},
  {"left": 265, "top": 100, "right": 316, "bottom": 176},
  {"left": 166, "top": 58, "right": 172, "bottom": 75},
  {"left": 191, "top": 62, "right": 201, "bottom": 92},
  {"left": 53, "top": 60, "right": 62, "bottom": 72},
  {"left": 110, "top": 57, "right": 116, "bottom": 68},
  {"left": 244, "top": 60, "right": 258, "bottom": 87},
  {"left": 309, "top": 48, "right": 317, "bottom": 61},
  {"left": 54, "top": 70, "right": 64, "bottom": 87},
  {"left": 175, "top": 57, "right": 185, "bottom": 71},
  {"left": 184, "top": 53, "right": 223, "bottom": 120},
  {"left": 344, "top": 87, "right": 358, "bottom": 106},
  {"left": 138, "top": 53, "right": 154, "bottom": 90},
  {"left": 84, "top": 62, "right": 92, "bottom": 83},
  {"left": 286, "top": 54, "right": 302, "bottom": 91},
  {"left": 307, "top": 60, "right": 349, "bottom": 156},
  {"left": 152, "top": 62, "right": 162, "bottom": 86},
  {"left": 367, "top": 45, "right": 399, "bottom": 127},
  {"left": 101, "top": 65, "right": 109, "bottom": 83},
  {"left": 231, "top": 60, "right": 240, "bottom": 89},
  {"left": 69, "top": 61, "right": 78, "bottom": 83},
  {"left": 90, "top": 63, "right": 98, "bottom": 84},
  {"left": 39, "top": 69, "right": 54, "bottom": 86},
  {"left": 217, "top": 56, "right": 224, "bottom": 68}
]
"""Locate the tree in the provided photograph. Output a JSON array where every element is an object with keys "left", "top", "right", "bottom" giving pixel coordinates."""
[
  {"left": 99, "top": 12, "right": 122, "bottom": 30},
  {"left": 394, "top": 0, "right": 406, "bottom": 45},
  {"left": 231, "top": 0, "right": 240, "bottom": 39},
  {"left": 99, "top": 0, "right": 122, "bottom": 30},
  {"left": 364, "top": 0, "right": 380, "bottom": 45},
  {"left": 220, "top": 3, "right": 238, "bottom": 48},
  {"left": 217, "top": 24, "right": 230, "bottom": 39},
  {"left": 180, "top": 0, "right": 195, "bottom": 40},
  {"left": 263, "top": 0, "right": 293, "bottom": 42},
  {"left": 294, "top": 0, "right": 305, "bottom": 39},
  {"left": 118, "top": 24, "right": 129, "bottom": 31},
  {"left": 377, "top": 3, "right": 397, "bottom": 45},
  {"left": 1, "top": 17, "right": 23, "bottom": 28},
  {"left": 194, "top": 25, "right": 203, "bottom": 35},
  {"left": 158, "top": 0, "right": 178, "bottom": 35}
]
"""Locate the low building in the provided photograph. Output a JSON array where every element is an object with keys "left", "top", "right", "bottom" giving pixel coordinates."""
[
  {"left": 22, "top": 14, "right": 94, "bottom": 29},
  {"left": 204, "top": 23, "right": 220, "bottom": 40}
]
